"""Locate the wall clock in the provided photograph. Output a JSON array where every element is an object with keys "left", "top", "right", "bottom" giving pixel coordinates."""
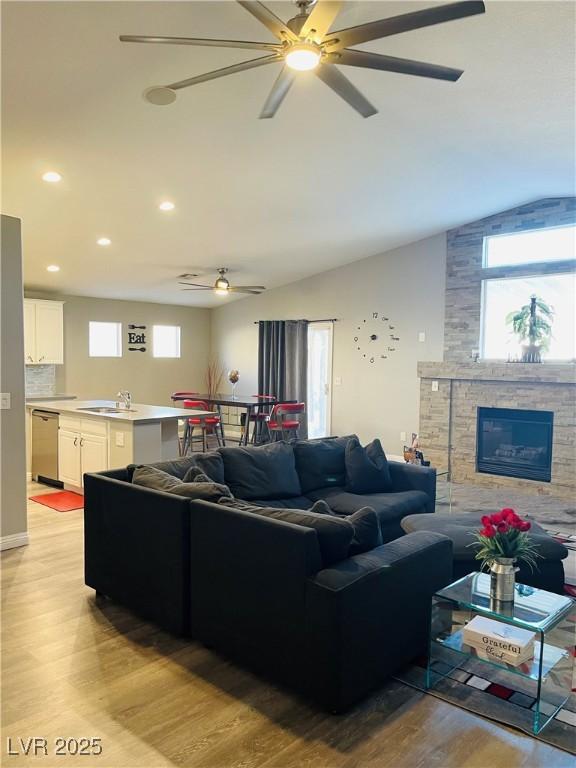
[{"left": 353, "top": 312, "right": 400, "bottom": 363}]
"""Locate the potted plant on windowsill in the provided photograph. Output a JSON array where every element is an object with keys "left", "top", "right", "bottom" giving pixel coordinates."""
[{"left": 506, "top": 294, "right": 554, "bottom": 363}]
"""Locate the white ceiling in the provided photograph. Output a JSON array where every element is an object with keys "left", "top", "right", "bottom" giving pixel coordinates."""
[{"left": 2, "top": 1, "right": 575, "bottom": 307}]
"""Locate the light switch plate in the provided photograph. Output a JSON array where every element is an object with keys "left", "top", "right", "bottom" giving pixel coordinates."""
[
  {"left": 334, "top": 377, "right": 342, "bottom": 386},
  {"left": 115, "top": 431, "right": 125, "bottom": 447},
  {"left": 0, "top": 393, "right": 11, "bottom": 409},
  {"left": 432, "top": 380, "right": 439, "bottom": 392},
  {"left": 418, "top": 332, "right": 426, "bottom": 343},
  {"left": 400, "top": 431, "right": 406, "bottom": 442}
]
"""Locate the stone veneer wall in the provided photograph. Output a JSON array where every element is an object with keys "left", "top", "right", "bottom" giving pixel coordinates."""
[
  {"left": 25, "top": 365, "right": 56, "bottom": 395},
  {"left": 419, "top": 197, "right": 576, "bottom": 499},
  {"left": 444, "top": 197, "right": 576, "bottom": 362}
]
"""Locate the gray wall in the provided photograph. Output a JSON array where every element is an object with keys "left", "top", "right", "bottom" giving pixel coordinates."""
[
  {"left": 210, "top": 234, "right": 446, "bottom": 452},
  {"left": 24, "top": 293, "right": 212, "bottom": 405},
  {"left": 1, "top": 215, "right": 28, "bottom": 546}
]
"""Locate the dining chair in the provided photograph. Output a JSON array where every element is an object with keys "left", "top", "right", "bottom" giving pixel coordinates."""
[
  {"left": 182, "top": 399, "right": 222, "bottom": 453},
  {"left": 249, "top": 394, "right": 276, "bottom": 444},
  {"left": 266, "top": 402, "right": 306, "bottom": 442}
]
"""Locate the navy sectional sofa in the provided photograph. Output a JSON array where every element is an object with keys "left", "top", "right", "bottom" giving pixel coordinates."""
[{"left": 84, "top": 436, "right": 451, "bottom": 711}]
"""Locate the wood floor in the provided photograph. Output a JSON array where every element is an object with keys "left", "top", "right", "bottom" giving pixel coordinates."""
[{"left": 1, "top": 483, "right": 572, "bottom": 768}]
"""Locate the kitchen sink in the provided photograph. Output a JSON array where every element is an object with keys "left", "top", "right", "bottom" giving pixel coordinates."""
[{"left": 76, "top": 406, "right": 136, "bottom": 414}]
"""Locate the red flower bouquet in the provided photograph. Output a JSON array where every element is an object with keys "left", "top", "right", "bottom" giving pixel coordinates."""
[{"left": 471, "top": 508, "right": 541, "bottom": 571}]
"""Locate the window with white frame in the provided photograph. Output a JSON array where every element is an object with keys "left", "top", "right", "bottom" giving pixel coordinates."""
[
  {"left": 89, "top": 321, "right": 122, "bottom": 357},
  {"left": 480, "top": 225, "right": 576, "bottom": 361},
  {"left": 152, "top": 325, "right": 181, "bottom": 358}
]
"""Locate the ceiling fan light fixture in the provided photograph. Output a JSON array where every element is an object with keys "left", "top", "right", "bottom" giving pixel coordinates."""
[
  {"left": 285, "top": 43, "right": 321, "bottom": 72},
  {"left": 214, "top": 288, "right": 229, "bottom": 296}
]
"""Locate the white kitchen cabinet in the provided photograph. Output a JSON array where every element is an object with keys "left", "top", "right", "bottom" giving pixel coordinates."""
[
  {"left": 24, "top": 299, "right": 64, "bottom": 364},
  {"left": 58, "top": 429, "right": 82, "bottom": 486},
  {"left": 79, "top": 434, "right": 108, "bottom": 476},
  {"left": 58, "top": 418, "right": 109, "bottom": 487},
  {"left": 24, "top": 301, "right": 36, "bottom": 364}
]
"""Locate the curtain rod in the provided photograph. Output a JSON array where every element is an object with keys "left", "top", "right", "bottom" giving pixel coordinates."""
[{"left": 254, "top": 319, "right": 338, "bottom": 324}]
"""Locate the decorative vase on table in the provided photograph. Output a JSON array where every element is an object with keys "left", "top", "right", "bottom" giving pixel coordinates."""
[
  {"left": 470, "top": 509, "right": 541, "bottom": 606},
  {"left": 228, "top": 369, "right": 240, "bottom": 400}
]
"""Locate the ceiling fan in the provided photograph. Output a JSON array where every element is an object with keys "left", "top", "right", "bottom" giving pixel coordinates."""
[
  {"left": 120, "top": 0, "right": 485, "bottom": 118},
  {"left": 179, "top": 268, "right": 266, "bottom": 296}
]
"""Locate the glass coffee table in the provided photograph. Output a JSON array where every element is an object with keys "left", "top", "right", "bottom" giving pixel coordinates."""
[{"left": 428, "top": 572, "right": 574, "bottom": 734}]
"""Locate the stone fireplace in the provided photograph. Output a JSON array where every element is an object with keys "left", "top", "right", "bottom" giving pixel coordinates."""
[
  {"left": 417, "top": 197, "right": 575, "bottom": 500},
  {"left": 476, "top": 406, "right": 553, "bottom": 483}
]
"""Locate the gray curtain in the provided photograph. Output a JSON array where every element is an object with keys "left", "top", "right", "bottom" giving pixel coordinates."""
[{"left": 258, "top": 319, "right": 308, "bottom": 438}]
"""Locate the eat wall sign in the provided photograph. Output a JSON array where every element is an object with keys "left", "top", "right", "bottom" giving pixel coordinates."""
[{"left": 128, "top": 324, "right": 146, "bottom": 352}]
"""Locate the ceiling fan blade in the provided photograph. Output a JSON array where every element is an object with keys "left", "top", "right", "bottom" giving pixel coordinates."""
[
  {"left": 180, "top": 288, "right": 214, "bottom": 291},
  {"left": 178, "top": 282, "right": 212, "bottom": 288},
  {"left": 326, "top": 1, "right": 486, "bottom": 51},
  {"left": 237, "top": 1, "right": 299, "bottom": 43},
  {"left": 299, "top": 1, "right": 343, "bottom": 44},
  {"left": 230, "top": 285, "right": 266, "bottom": 291},
  {"left": 166, "top": 54, "right": 279, "bottom": 90},
  {"left": 260, "top": 66, "right": 296, "bottom": 119},
  {"left": 332, "top": 49, "right": 463, "bottom": 82},
  {"left": 316, "top": 64, "right": 377, "bottom": 118},
  {"left": 228, "top": 288, "right": 264, "bottom": 294},
  {"left": 119, "top": 35, "right": 281, "bottom": 52}
]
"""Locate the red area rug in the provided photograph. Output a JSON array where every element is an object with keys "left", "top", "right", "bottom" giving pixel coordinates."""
[{"left": 29, "top": 491, "right": 84, "bottom": 512}]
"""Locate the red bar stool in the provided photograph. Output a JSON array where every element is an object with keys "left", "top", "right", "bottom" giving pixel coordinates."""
[
  {"left": 249, "top": 394, "right": 276, "bottom": 444},
  {"left": 182, "top": 399, "right": 222, "bottom": 454},
  {"left": 266, "top": 402, "right": 305, "bottom": 441}
]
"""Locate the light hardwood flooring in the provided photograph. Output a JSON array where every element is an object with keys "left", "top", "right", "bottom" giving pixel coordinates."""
[{"left": 1, "top": 482, "right": 572, "bottom": 768}]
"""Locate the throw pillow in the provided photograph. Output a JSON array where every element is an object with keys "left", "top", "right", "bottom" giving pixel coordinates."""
[
  {"left": 169, "top": 481, "right": 232, "bottom": 501},
  {"left": 194, "top": 451, "right": 226, "bottom": 485},
  {"left": 127, "top": 457, "right": 195, "bottom": 482},
  {"left": 131, "top": 465, "right": 183, "bottom": 491},
  {"left": 345, "top": 437, "right": 392, "bottom": 493},
  {"left": 346, "top": 507, "right": 382, "bottom": 555},
  {"left": 219, "top": 442, "right": 301, "bottom": 500},
  {"left": 308, "top": 499, "right": 381, "bottom": 556},
  {"left": 183, "top": 465, "right": 210, "bottom": 483},
  {"left": 293, "top": 436, "right": 357, "bottom": 494}
]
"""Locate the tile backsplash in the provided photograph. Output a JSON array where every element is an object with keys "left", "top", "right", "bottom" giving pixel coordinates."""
[{"left": 25, "top": 365, "right": 56, "bottom": 395}]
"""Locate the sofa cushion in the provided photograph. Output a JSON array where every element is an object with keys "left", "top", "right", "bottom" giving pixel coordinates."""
[
  {"left": 307, "top": 487, "right": 430, "bottom": 524},
  {"left": 218, "top": 498, "right": 353, "bottom": 566},
  {"left": 192, "top": 451, "right": 226, "bottom": 485},
  {"left": 345, "top": 437, "right": 392, "bottom": 493},
  {"left": 219, "top": 442, "right": 301, "bottom": 500},
  {"left": 249, "top": 496, "right": 313, "bottom": 510},
  {"left": 293, "top": 435, "right": 356, "bottom": 494},
  {"left": 131, "top": 465, "right": 183, "bottom": 491},
  {"left": 401, "top": 513, "right": 569, "bottom": 562}
]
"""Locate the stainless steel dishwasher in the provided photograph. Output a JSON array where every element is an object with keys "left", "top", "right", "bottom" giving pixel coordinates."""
[{"left": 32, "top": 410, "right": 61, "bottom": 486}]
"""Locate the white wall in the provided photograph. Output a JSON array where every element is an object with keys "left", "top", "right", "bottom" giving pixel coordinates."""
[
  {"left": 1, "top": 215, "right": 28, "bottom": 549},
  {"left": 211, "top": 234, "right": 447, "bottom": 452}
]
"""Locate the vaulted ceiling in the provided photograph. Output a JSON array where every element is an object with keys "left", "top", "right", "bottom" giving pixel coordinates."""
[{"left": 2, "top": 1, "right": 575, "bottom": 306}]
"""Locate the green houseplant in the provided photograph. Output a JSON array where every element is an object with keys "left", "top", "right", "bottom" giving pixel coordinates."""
[{"left": 506, "top": 295, "right": 554, "bottom": 363}]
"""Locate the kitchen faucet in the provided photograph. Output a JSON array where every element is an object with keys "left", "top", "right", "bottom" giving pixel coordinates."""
[{"left": 116, "top": 390, "right": 132, "bottom": 410}]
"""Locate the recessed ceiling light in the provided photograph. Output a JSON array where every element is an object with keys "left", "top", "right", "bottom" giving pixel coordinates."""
[
  {"left": 42, "top": 171, "right": 62, "bottom": 183},
  {"left": 46, "top": 265, "right": 60, "bottom": 272},
  {"left": 159, "top": 201, "right": 175, "bottom": 211},
  {"left": 97, "top": 237, "right": 111, "bottom": 246}
]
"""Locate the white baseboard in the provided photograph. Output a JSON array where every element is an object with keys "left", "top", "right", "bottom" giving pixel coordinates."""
[{"left": 1, "top": 532, "right": 29, "bottom": 551}]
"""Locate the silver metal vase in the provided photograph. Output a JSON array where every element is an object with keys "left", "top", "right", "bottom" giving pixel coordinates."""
[{"left": 489, "top": 557, "right": 518, "bottom": 602}]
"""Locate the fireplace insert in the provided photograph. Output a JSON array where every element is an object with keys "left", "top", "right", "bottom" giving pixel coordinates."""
[{"left": 476, "top": 407, "right": 553, "bottom": 482}]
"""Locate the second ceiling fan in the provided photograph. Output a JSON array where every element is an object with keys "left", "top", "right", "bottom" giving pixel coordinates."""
[{"left": 120, "top": 0, "right": 486, "bottom": 118}]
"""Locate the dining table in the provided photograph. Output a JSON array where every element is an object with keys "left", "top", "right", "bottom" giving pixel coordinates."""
[{"left": 172, "top": 393, "right": 297, "bottom": 446}]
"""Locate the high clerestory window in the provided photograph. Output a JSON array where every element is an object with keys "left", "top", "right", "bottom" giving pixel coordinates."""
[{"left": 480, "top": 225, "right": 576, "bottom": 361}]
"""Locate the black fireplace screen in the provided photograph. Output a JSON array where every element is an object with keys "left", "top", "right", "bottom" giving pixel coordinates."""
[{"left": 476, "top": 407, "right": 553, "bottom": 482}]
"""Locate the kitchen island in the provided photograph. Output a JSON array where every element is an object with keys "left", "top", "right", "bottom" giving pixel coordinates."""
[{"left": 26, "top": 400, "right": 212, "bottom": 489}]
